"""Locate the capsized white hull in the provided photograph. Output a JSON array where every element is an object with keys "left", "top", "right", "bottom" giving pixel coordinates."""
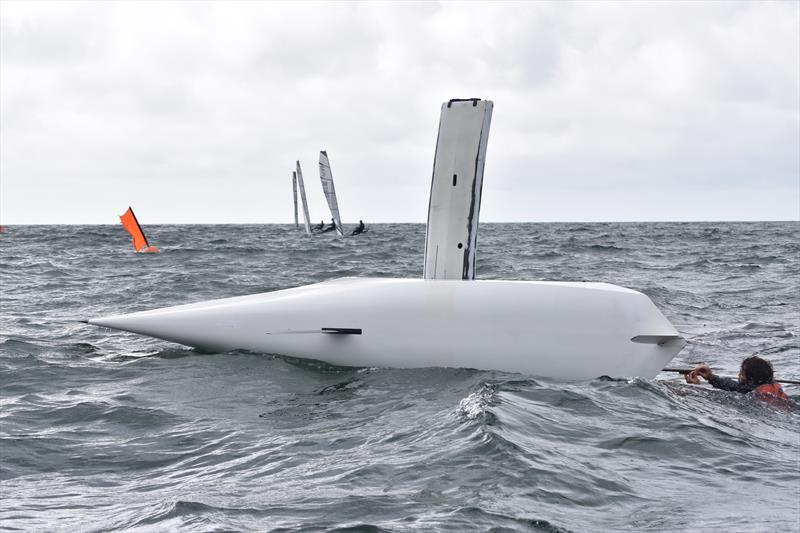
[{"left": 88, "top": 278, "right": 684, "bottom": 380}]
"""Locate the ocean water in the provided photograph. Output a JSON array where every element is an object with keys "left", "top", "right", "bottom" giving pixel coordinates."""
[{"left": 1, "top": 222, "right": 798, "bottom": 532}]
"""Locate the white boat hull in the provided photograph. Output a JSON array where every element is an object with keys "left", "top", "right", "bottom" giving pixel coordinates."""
[{"left": 88, "top": 278, "right": 684, "bottom": 380}]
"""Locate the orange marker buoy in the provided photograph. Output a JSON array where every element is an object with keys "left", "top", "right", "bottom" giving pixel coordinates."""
[{"left": 120, "top": 207, "right": 159, "bottom": 253}]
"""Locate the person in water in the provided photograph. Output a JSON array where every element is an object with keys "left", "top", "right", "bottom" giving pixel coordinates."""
[
  {"left": 685, "top": 356, "right": 788, "bottom": 401},
  {"left": 351, "top": 220, "right": 365, "bottom": 236}
]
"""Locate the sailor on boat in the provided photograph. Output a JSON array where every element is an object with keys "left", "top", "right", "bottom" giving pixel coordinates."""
[
  {"left": 321, "top": 218, "right": 337, "bottom": 233},
  {"left": 351, "top": 220, "right": 366, "bottom": 236},
  {"left": 684, "top": 356, "right": 789, "bottom": 401}
]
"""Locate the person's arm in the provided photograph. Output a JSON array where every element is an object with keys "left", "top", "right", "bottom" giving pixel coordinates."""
[
  {"left": 707, "top": 374, "right": 751, "bottom": 393},
  {"left": 685, "top": 364, "right": 751, "bottom": 393}
]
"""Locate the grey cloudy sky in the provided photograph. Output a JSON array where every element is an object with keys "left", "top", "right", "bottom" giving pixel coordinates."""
[{"left": 1, "top": 1, "right": 798, "bottom": 224}]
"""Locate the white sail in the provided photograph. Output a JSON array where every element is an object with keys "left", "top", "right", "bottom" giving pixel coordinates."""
[
  {"left": 318, "top": 151, "right": 344, "bottom": 236},
  {"left": 292, "top": 172, "right": 299, "bottom": 228},
  {"left": 295, "top": 161, "right": 312, "bottom": 235}
]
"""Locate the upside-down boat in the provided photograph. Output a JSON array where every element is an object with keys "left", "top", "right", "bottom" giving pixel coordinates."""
[{"left": 89, "top": 99, "right": 684, "bottom": 379}]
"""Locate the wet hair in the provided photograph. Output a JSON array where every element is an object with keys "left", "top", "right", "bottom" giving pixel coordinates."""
[{"left": 740, "top": 356, "right": 774, "bottom": 387}]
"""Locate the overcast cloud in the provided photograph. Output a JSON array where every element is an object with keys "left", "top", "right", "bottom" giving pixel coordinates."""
[{"left": 1, "top": 1, "right": 798, "bottom": 223}]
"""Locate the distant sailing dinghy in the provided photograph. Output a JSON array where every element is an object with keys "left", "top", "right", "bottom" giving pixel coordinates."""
[
  {"left": 119, "top": 207, "right": 159, "bottom": 253},
  {"left": 89, "top": 99, "right": 684, "bottom": 380},
  {"left": 295, "top": 162, "right": 313, "bottom": 236},
  {"left": 319, "top": 151, "right": 344, "bottom": 236},
  {"left": 292, "top": 172, "right": 299, "bottom": 228}
]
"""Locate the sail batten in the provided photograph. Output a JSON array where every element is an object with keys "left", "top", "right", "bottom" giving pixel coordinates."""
[{"left": 319, "top": 151, "right": 344, "bottom": 236}]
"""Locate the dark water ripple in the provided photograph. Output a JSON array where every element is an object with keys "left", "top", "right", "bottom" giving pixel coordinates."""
[{"left": 1, "top": 222, "right": 799, "bottom": 532}]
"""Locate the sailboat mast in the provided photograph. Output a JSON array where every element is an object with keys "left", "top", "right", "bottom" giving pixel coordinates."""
[{"left": 129, "top": 206, "right": 150, "bottom": 248}]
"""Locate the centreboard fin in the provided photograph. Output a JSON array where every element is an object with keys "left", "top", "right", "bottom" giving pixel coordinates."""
[{"left": 423, "top": 98, "right": 493, "bottom": 280}]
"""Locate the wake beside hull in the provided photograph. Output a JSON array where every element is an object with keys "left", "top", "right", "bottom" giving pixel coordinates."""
[{"left": 88, "top": 278, "right": 684, "bottom": 380}]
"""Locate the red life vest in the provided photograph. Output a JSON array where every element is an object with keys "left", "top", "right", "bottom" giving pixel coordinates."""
[{"left": 752, "top": 382, "right": 789, "bottom": 401}]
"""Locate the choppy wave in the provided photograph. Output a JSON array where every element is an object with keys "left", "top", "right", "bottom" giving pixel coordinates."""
[{"left": 1, "top": 222, "right": 798, "bottom": 531}]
